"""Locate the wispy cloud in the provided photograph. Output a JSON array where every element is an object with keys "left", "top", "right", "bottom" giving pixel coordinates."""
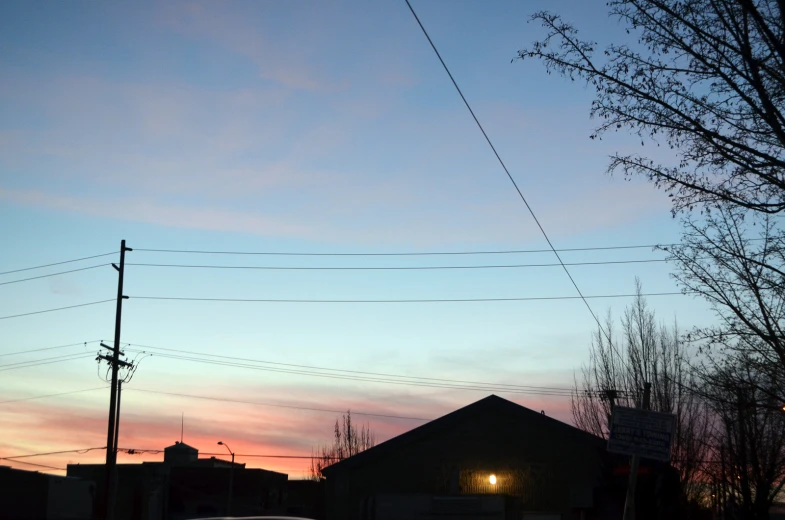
[
  {"left": 47, "top": 276, "right": 83, "bottom": 296},
  {"left": 156, "top": 2, "right": 344, "bottom": 93},
  {"left": 0, "top": 177, "right": 668, "bottom": 247},
  {"left": 1, "top": 54, "right": 670, "bottom": 247},
  {"left": 0, "top": 381, "right": 573, "bottom": 475},
  {"left": 0, "top": 188, "right": 312, "bottom": 238}
]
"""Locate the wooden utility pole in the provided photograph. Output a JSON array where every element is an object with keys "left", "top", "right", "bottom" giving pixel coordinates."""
[
  {"left": 113, "top": 381, "right": 122, "bottom": 457},
  {"left": 622, "top": 382, "right": 652, "bottom": 520},
  {"left": 100, "top": 240, "right": 132, "bottom": 520},
  {"left": 107, "top": 380, "right": 123, "bottom": 518},
  {"left": 603, "top": 388, "right": 618, "bottom": 435}
]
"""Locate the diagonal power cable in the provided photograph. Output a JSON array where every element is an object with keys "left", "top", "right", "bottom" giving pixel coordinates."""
[
  {"left": 123, "top": 342, "right": 576, "bottom": 391},
  {"left": 403, "top": 0, "right": 615, "bottom": 346},
  {"left": 0, "top": 252, "right": 117, "bottom": 276},
  {"left": 0, "top": 386, "right": 108, "bottom": 405},
  {"left": 0, "top": 300, "right": 115, "bottom": 320},
  {"left": 0, "top": 459, "right": 66, "bottom": 471},
  {"left": 0, "top": 340, "right": 103, "bottom": 358},
  {"left": 0, "top": 353, "right": 97, "bottom": 372},
  {"left": 0, "top": 264, "right": 108, "bottom": 286}
]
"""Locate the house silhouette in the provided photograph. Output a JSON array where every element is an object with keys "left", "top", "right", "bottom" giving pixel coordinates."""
[{"left": 322, "top": 395, "right": 678, "bottom": 520}]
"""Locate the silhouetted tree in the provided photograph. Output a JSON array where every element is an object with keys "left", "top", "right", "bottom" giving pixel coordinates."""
[
  {"left": 519, "top": 3, "right": 785, "bottom": 514},
  {"left": 309, "top": 411, "right": 375, "bottom": 481},
  {"left": 520, "top": 0, "right": 785, "bottom": 415},
  {"left": 664, "top": 204, "right": 785, "bottom": 404},
  {"left": 518, "top": 0, "right": 785, "bottom": 216},
  {"left": 702, "top": 358, "right": 785, "bottom": 519},
  {"left": 572, "top": 281, "right": 711, "bottom": 505},
  {"left": 662, "top": 204, "right": 785, "bottom": 518}
]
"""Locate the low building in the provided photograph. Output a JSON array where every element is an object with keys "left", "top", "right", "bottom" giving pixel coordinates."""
[
  {"left": 286, "top": 479, "right": 325, "bottom": 519},
  {"left": 322, "top": 395, "right": 678, "bottom": 520},
  {"left": 0, "top": 466, "right": 95, "bottom": 520},
  {"left": 67, "top": 441, "right": 287, "bottom": 520}
]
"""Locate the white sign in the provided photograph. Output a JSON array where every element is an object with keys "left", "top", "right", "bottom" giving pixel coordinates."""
[{"left": 608, "top": 406, "right": 676, "bottom": 461}]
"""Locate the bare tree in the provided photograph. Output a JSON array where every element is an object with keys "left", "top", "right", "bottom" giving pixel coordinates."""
[
  {"left": 518, "top": 0, "right": 785, "bottom": 216},
  {"left": 572, "top": 281, "right": 711, "bottom": 504},
  {"left": 518, "top": 3, "right": 785, "bottom": 514},
  {"left": 664, "top": 204, "right": 785, "bottom": 403},
  {"left": 309, "top": 411, "right": 375, "bottom": 481},
  {"left": 702, "top": 359, "right": 785, "bottom": 519}
]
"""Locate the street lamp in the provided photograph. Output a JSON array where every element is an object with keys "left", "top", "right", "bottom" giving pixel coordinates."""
[{"left": 217, "top": 441, "right": 235, "bottom": 516}]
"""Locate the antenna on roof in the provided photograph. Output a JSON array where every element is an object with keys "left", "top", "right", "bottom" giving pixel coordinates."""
[{"left": 181, "top": 413, "right": 184, "bottom": 443}]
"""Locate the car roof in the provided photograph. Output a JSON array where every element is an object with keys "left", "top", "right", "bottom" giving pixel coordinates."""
[{"left": 193, "top": 517, "right": 315, "bottom": 520}]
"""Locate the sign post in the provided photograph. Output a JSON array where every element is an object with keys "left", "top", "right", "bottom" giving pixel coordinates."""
[
  {"left": 608, "top": 406, "right": 676, "bottom": 462},
  {"left": 607, "top": 383, "right": 675, "bottom": 520}
]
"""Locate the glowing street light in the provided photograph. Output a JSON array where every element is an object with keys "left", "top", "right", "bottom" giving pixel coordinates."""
[{"left": 489, "top": 474, "right": 497, "bottom": 485}]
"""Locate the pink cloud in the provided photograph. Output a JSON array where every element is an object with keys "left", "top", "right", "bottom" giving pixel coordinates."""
[
  {"left": 0, "top": 69, "right": 672, "bottom": 247},
  {"left": 0, "top": 380, "right": 575, "bottom": 477},
  {"left": 0, "top": 188, "right": 312, "bottom": 238},
  {"left": 156, "top": 2, "right": 342, "bottom": 93},
  {"left": 0, "top": 173, "right": 668, "bottom": 246}
]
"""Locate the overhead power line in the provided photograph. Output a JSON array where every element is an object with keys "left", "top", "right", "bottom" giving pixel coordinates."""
[
  {"left": 403, "top": 1, "right": 616, "bottom": 350},
  {"left": 126, "top": 388, "right": 432, "bottom": 421},
  {"left": 134, "top": 243, "right": 671, "bottom": 256},
  {"left": 1, "top": 447, "right": 106, "bottom": 461},
  {"left": 0, "top": 299, "right": 114, "bottom": 321},
  {"left": 0, "top": 387, "right": 108, "bottom": 405},
  {"left": 123, "top": 342, "right": 575, "bottom": 392},
  {"left": 0, "top": 290, "right": 690, "bottom": 321},
  {"left": 199, "top": 453, "right": 328, "bottom": 460},
  {"left": 0, "top": 353, "right": 97, "bottom": 372},
  {"left": 129, "top": 352, "right": 575, "bottom": 395},
  {"left": 0, "top": 352, "right": 97, "bottom": 369},
  {"left": 0, "top": 252, "right": 116, "bottom": 276},
  {"left": 0, "top": 264, "right": 108, "bottom": 287},
  {"left": 126, "top": 258, "right": 671, "bottom": 271},
  {"left": 117, "top": 447, "right": 336, "bottom": 460},
  {"left": 132, "top": 292, "right": 687, "bottom": 304},
  {"left": 124, "top": 350, "right": 590, "bottom": 396},
  {"left": 0, "top": 459, "right": 66, "bottom": 471},
  {"left": 0, "top": 340, "right": 102, "bottom": 358}
]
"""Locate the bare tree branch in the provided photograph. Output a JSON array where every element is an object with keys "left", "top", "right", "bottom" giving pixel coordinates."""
[{"left": 518, "top": 0, "right": 785, "bottom": 215}]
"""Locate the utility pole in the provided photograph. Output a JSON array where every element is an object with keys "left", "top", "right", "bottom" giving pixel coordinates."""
[
  {"left": 108, "top": 380, "right": 123, "bottom": 517},
  {"left": 113, "top": 381, "right": 122, "bottom": 457},
  {"left": 622, "top": 381, "right": 651, "bottom": 520},
  {"left": 100, "top": 240, "right": 132, "bottom": 520},
  {"left": 603, "top": 388, "right": 618, "bottom": 435}
]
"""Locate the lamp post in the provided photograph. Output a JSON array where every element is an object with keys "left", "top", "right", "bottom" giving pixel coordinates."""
[{"left": 217, "top": 441, "right": 234, "bottom": 516}]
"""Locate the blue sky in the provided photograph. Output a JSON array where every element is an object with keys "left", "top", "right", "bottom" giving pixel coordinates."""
[{"left": 0, "top": 0, "right": 717, "bottom": 476}]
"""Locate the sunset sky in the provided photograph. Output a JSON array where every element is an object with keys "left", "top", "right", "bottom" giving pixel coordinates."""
[{"left": 0, "top": 0, "right": 717, "bottom": 477}]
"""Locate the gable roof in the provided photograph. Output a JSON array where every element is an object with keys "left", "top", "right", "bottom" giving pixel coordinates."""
[{"left": 322, "top": 394, "right": 605, "bottom": 476}]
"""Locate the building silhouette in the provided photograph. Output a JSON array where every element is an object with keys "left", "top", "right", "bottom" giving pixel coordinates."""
[
  {"left": 322, "top": 395, "right": 678, "bottom": 520},
  {"left": 0, "top": 465, "right": 94, "bottom": 520},
  {"left": 67, "top": 441, "right": 287, "bottom": 520}
]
